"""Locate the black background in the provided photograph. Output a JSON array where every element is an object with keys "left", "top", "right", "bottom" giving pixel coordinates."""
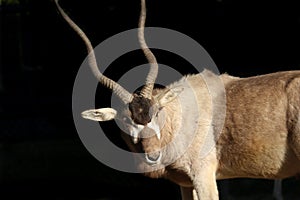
[{"left": 0, "top": 0, "right": 299, "bottom": 199}]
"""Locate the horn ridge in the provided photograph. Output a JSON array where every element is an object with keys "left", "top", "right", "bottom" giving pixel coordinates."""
[
  {"left": 54, "top": 0, "right": 133, "bottom": 104},
  {"left": 138, "top": 0, "right": 159, "bottom": 99}
]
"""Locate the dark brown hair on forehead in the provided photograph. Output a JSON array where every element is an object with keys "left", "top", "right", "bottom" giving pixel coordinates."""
[{"left": 129, "top": 96, "right": 152, "bottom": 125}]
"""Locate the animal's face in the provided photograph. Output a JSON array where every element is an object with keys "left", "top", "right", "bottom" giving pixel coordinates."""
[
  {"left": 81, "top": 87, "right": 183, "bottom": 164},
  {"left": 125, "top": 95, "right": 161, "bottom": 143}
]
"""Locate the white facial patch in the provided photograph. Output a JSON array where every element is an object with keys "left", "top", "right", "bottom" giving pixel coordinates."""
[
  {"left": 147, "top": 120, "right": 161, "bottom": 140},
  {"left": 130, "top": 124, "right": 144, "bottom": 144}
]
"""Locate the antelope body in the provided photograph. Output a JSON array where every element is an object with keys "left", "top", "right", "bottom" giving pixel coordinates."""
[
  {"left": 128, "top": 71, "right": 300, "bottom": 200},
  {"left": 55, "top": 0, "right": 300, "bottom": 199}
]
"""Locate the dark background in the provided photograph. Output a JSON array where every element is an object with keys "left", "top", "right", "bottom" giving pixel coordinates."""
[{"left": 0, "top": 0, "right": 299, "bottom": 199}]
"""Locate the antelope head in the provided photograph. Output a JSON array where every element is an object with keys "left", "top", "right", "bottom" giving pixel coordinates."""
[{"left": 55, "top": 0, "right": 183, "bottom": 165}]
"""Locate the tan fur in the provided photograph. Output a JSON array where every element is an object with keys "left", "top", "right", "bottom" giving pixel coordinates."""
[
  {"left": 56, "top": 1, "right": 297, "bottom": 198},
  {"left": 131, "top": 70, "right": 300, "bottom": 200}
]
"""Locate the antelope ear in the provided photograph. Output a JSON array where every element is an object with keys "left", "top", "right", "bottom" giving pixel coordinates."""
[
  {"left": 81, "top": 108, "right": 117, "bottom": 121},
  {"left": 155, "top": 87, "right": 184, "bottom": 107}
]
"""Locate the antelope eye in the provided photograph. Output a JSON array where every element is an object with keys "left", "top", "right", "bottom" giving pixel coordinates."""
[{"left": 123, "top": 117, "right": 131, "bottom": 124}]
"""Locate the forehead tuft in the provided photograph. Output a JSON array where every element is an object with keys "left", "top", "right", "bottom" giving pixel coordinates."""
[{"left": 129, "top": 96, "right": 152, "bottom": 125}]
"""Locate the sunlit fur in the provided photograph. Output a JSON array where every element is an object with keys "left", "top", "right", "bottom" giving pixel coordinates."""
[
  {"left": 56, "top": 1, "right": 298, "bottom": 198},
  {"left": 121, "top": 70, "right": 300, "bottom": 200}
]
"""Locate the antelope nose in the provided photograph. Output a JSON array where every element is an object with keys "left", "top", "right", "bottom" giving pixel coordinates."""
[{"left": 145, "top": 151, "right": 162, "bottom": 165}]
